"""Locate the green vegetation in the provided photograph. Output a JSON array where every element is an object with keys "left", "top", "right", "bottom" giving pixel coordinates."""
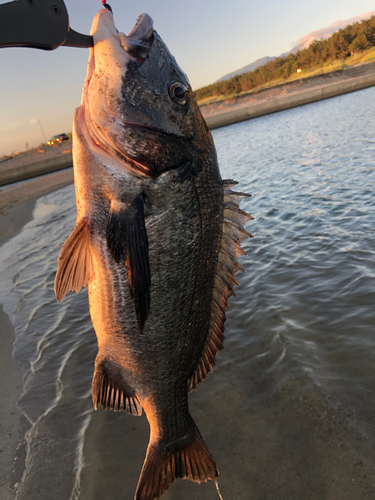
[{"left": 196, "top": 15, "right": 375, "bottom": 103}]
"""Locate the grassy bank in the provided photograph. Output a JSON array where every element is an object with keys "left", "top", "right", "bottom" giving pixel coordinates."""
[
  {"left": 197, "top": 14, "right": 375, "bottom": 104},
  {"left": 198, "top": 46, "right": 375, "bottom": 107}
]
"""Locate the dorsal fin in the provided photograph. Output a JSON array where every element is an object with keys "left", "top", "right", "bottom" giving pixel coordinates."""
[
  {"left": 92, "top": 357, "right": 143, "bottom": 415},
  {"left": 188, "top": 180, "right": 253, "bottom": 392},
  {"left": 54, "top": 217, "right": 93, "bottom": 302}
]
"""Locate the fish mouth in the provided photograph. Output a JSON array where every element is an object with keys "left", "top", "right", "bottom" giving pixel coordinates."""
[
  {"left": 120, "top": 13, "right": 154, "bottom": 63},
  {"left": 81, "top": 10, "right": 157, "bottom": 177},
  {"left": 83, "top": 10, "right": 193, "bottom": 178}
]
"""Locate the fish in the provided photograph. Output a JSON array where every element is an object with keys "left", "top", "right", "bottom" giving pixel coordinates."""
[{"left": 54, "top": 6, "right": 252, "bottom": 500}]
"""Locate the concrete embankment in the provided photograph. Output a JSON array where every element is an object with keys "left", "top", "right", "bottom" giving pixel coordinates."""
[
  {"left": 205, "top": 72, "right": 375, "bottom": 130},
  {"left": 0, "top": 152, "right": 72, "bottom": 187},
  {"left": 0, "top": 169, "right": 74, "bottom": 210}
]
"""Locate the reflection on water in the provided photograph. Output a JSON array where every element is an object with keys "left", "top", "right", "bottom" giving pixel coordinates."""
[{"left": 1, "top": 87, "right": 375, "bottom": 499}]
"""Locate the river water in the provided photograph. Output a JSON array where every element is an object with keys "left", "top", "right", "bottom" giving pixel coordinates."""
[{"left": 1, "top": 87, "right": 375, "bottom": 500}]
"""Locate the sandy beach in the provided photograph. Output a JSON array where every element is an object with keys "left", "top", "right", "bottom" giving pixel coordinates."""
[{"left": 0, "top": 302, "right": 24, "bottom": 500}]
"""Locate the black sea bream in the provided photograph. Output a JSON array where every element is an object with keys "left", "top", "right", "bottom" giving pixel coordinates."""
[{"left": 55, "top": 7, "right": 252, "bottom": 500}]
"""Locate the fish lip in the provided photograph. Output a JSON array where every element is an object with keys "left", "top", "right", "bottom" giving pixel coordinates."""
[
  {"left": 111, "top": 119, "right": 190, "bottom": 141},
  {"left": 82, "top": 101, "right": 192, "bottom": 179},
  {"left": 92, "top": 10, "right": 154, "bottom": 64},
  {"left": 128, "top": 13, "right": 153, "bottom": 38},
  {"left": 120, "top": 13, "right": 154, "bottom": 63}
]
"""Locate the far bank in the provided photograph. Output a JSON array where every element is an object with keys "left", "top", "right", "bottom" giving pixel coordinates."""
[{"left": 203, "top": 60, "right": 375, "bottom": 129}]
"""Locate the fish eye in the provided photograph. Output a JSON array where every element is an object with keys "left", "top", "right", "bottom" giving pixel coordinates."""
[{"left": 168, "top": 81, "right": 188, "bottom": 105}]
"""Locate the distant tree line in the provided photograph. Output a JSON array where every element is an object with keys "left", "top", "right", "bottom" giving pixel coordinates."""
[{"left": 196, "top": 15, "right": 375, "bottom": 101}]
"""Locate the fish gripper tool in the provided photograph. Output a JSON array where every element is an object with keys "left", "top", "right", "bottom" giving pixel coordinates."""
[{"left": 0, "top": 0, "right": 93, "bottom": 50}]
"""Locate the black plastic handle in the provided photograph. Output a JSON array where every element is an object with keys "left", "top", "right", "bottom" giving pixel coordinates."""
[{"left": 0, "top": 0, "right": 93, "bottom": 50}]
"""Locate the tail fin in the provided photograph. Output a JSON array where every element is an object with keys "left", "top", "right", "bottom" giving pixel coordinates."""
[{"left": 135, "top": 428, "right": 222, "bottom": 500}]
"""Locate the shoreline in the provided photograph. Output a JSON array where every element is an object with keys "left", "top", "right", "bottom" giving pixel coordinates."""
[
  {"left": 0, "top": 140, "right": 72, "bottom": 189},
  {"left": 0, "top": 185, "right": 76, "bottom": 499},
  {"left": 201, "top": 59, "right": 375, "bottom": 127},
  {"left": 0, "top": 196, "right": 41, "bottom": 500}
]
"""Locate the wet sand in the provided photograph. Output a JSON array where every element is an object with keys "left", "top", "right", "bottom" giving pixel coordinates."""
[
  {"left": 76, "top": 366, "right": 375, "bottom": 500},
  {"left": 0, "top": 197, "right": 39, "bottom": 500},
  {"left": 0, "top": 304, "right": 25, "bottom": 500},
  {"left": 0, "top": 184, "right": 73, "bottom": 499},
  {"left": 0, "top": 168, "right": 73, "bottom": 214}
]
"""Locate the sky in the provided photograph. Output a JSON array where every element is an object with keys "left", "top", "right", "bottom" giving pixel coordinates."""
[{"left": 1, "top": 0, "right": 375, "bottom": 156}]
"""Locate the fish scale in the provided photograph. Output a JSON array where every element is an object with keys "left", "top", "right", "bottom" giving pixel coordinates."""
[{"left": 54, "top": 7, "right": 251, "bottom": 500}]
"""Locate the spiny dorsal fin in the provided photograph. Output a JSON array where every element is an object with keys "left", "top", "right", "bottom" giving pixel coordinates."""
[
  {"left": 107, "top": 194, "right": 151, "bottom": 330},
  {"left": 92, "top": 357, "right": 143, "bottom": 416},
  {"left": 54, "top": 217, "right": 93, "bottom": 302},
  {"left": 188, "top": 180, "right": 253, "bottom": 391}
]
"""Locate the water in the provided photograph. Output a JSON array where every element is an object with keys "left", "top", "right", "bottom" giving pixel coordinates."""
[{"left": 1, "top": 87, "right": 375, "bottom": 499}]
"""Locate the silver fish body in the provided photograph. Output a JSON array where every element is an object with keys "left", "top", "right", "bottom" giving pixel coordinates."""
[{"left": 55, "top": 8, "right": 252, "bottom": 500}]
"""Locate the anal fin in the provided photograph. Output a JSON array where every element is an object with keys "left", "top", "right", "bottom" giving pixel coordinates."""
[
  {"left": 92, "top": 358, "right": 142, "bottom": 416},
  {"left": 55, "top": 217, "right": 93, "bottom": 302}
]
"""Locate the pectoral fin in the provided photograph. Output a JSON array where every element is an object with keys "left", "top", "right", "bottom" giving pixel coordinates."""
[
  {"left": 107, "top": 194, "right": 150, "bottom": 329},
  {"left": 54, "top": 217, "right": 93, "bottom": 302}
]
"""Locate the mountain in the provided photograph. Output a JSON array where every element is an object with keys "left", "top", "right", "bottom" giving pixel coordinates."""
[
  {"left": 216, "top": 56, "right": 275, "bottom": 83},
  {"left": 282, "top": 11, "right": 375, "bottom": 56},
  {"left": 217, "top": 11, "right": 375, "bottom": 82}
]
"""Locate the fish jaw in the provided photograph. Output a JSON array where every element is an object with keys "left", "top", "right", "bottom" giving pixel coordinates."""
[
  {"left": 82, "top": 9, "right": 154, "bottom": 117},
  {"left": 80, "top": 9, "right": 151, "bottom": 177},
  {"left": 80, "top": 8, "right": 210, "bottom": 178}
]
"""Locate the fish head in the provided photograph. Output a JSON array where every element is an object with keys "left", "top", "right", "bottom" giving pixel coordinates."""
[{"left": 81, "top": 8, "right": 211, "bottom": 178}]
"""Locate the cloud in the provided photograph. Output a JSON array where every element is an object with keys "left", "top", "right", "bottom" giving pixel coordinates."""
[
  {"left": 0, "top": 122, "right": 22, "bottom": 133},
  {"left": 0, "top": 118, "right": 38, "bottom": 133}
]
